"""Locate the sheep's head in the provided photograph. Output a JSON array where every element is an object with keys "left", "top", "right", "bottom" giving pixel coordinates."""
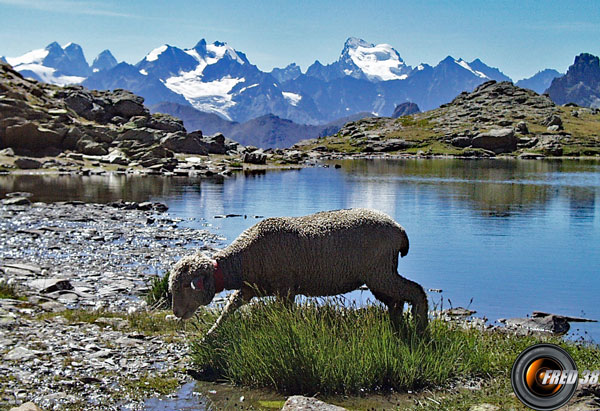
[{"left": 169, "top": 253, "right": 216, "bottom": 320}]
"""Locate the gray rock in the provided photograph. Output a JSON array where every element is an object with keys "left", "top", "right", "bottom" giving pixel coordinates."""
[
  {"left": 9, "top": 401, "right": 43, "bottom": 411},
  {"left": 2, "top": 197, "right": 31, "bottom": 206},
  {"left": 518, "top": 152, "right": 545, "bottom": 159},
  {"left": 0, "top": 147, "right": 15, "bottom": 156},
  {"left": 468, "top": 404, "right": 500, "bottom": 411},
  {"left": 363, "top": 138, "right": 415, "bottom": 152},
  {"left": 28, "top": 278, "right": 73, "bottom": 293},
  {"left": 14, "top": 157, "right": 42, "bottom": 169},
  {"left": 451, "top": 137, "right": 472, "bottom": 148},
  {"left": 543, "top": 114, "right": 563, "bottom": 127},
  {"left": 160, "top": 132, "right": 208, "bottom": 155},
  {"left": 471, "top": 128, "right": 517, "bottom": 154},
  {"left": 281, "top": 396, "right": 347, "bottom": 411},
  {"left": 4, "top": 123, "right": 64, "bottom": 150},
  {"left": 80, "top": 142, "right": 108, "bottom": 156},
  {"left": 547, "top": 124, "right": 562, "bottom": 132},
  {"left": 5, "top": 346, "right": 38, "bottom": 361},
  {"left": 243, "top": 150, "right": 267, "bottom": 165},
  {"left": 516, "top": 121, "right": 529, "bottom": 134},
  {"left": 498, "top": 314, "right": 570, "bottom": 335}
]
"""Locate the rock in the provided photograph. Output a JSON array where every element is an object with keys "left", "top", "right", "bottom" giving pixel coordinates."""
[
  {"left": 516, "top": 121, "right": 529, "bottom": 134},
  {"left": 243, "top": 150, "right": 267, "bottom": 165},
  {"left": 498, "top": 314, "right": 570, "bottom": 335},
  {"left": 471, "top": 128, "right": 517, "bottom": 154},
  {"left": 28, "top": 278, "right": 73, "bottom": 293},
  {"left": 4, "top": 122, "right": 64, "bottom": 149},
  {"left": 160, "top": 132, "right": 208, "bottom": 155},
  {"left": 110, "top": 91, "right": 146, "bottom": 118},
  {"left": 104, "top": 150, "right": 129, "bottom": 166},
  {"left": 451, "top": 137, "right": 472, "bottom": 148},
  {"left": 5, "top": 346, "right": 38, "bottom": 361},
  {"left": 9, "top": 402, "right": 43, "bottom": 411},
  {"left": 281, "top": 396, "right": 347, "bottom": 411},
  {"left": 547, "top": 124, "right": 562, "bottom": 132},
  {"left": 392, "top": 102, "right": 421, "bottom": 118},
  {"left": 80, "top": 141, "right": 108, "bottom": 156},
  {"left": 14, "top": 157, "right": 42, "bottom": 169},
  {"left": 0, "top": 147, "right": 15, "bottom": 156},
  {"left": 6, "top": 191, "right": 33, "bottom": 198},
  {"left": 468, "top": 404, "right": 500, "bottom": 411},
  {"left": 200, "top": 133, "right": 227, "bottom": 155},
  {"left": 543, "top": 114, "right": 563, "bottom": 127},
  {"left": 2, "top": 197, "right": 31, "bottom": 206},
  {"left": 518, "top": 152, "right": 545, "bottom": 159}
]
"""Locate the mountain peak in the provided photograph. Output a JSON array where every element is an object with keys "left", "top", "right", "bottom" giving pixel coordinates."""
[
  {"left": 339, "top": 37, "right": 410, "bottom": 81},
  {"left": 92, "top": 49, "right": 118, "bottom": 72},
  {"left": 343, "top": 37, "right": 372, "bottom": 50}
]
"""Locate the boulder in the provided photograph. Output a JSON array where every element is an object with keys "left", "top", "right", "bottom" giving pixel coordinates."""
[
  {"left": 2, "top": 197, "right": 31, "bottom": 206},
  {"left": 0, "top": 147, "right": 15, "bottom": 156},
  {"left": 543, "top": 114, "right": 563, "bottom": 127},
  {"left": 110, "top": 91, "right": 146, "bottom": 118},
  {"left": 471, "top": 128, "right": 517, "bottom": 154},
  {"left": 28, "top": 278, "right": 73, "bottom": 293},
  {"left": 10, "top": 401, "right": 43, "bottom": 411},
  {"left": 116, "top": 128, "right": 158, "bottom": 145},
  {"left": 196, "top": 132, "right": 227, "bottom": 154},
  {"left": 281, "top": 396, "right": 347, "bottom": 411},
  {"left": 14, "top": 157, "right": 42, "bottom": 169},
  {"left": 547, "top": 124, "right": 562, "bottom": 132},
  {"left": 516, "top": 121, "right": 529, "bottom": 134},
  {"left": 148, "top": 113, "right": 186, "bottom": 133},
  {"left": 243, "top": 150, "right": 267, "bottom": 165},
  {"left": 160, "top": 132, "right": 208, "bottom": 155},
  {"left": 450, "top": 137, "right": 472, "bottom": 148},
  {"left": 79, "top": 141, "right": 108, "bottom": 156},
  {"left": 392, "top": 102, "right": 420, "bottom": 118},
  {"left": 4, "top": 122, "right": 64, "bottom": 149}
]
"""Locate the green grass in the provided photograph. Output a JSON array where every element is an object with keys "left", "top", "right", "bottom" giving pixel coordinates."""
[
  {"left": 0, "top": 282, "right": 26, "bottom": 300},
  {"left": 145, "top": 274, "right": 171, "bottom": 309},
  {"left": 189, "top": 298, "right": 600, "bottom": 399}
]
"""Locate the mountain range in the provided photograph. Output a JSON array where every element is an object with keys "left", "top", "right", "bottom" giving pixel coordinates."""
[{"left": 3, "top": 38, "right": 565, "bottom": 127}]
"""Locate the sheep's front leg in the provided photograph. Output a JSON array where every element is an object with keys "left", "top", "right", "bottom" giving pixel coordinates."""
[{"left": 204, "top": 290, "right": 243, "bottom": 338}]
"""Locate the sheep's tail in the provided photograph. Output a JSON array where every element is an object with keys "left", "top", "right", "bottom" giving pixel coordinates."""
[{"left": 399, "top": 226, "right": 409, "bottom": 258}]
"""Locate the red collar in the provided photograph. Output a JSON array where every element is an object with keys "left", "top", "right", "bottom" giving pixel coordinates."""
[{"left": 213, "top": 260, "right": 225, "bottom": 293}]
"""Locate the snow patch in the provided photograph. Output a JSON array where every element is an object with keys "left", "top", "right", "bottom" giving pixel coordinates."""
[
  {"left": 6, "top": 48, "right": 49, "bottom": 66},
  {"left": 164, "top": 75, "right": 245, "bottom": 119},
  {"left": 417, "top": 64, "right": 425, "bottom": 71},
  {"left": 347, "top": 43, "right": 407, "bottom": 81},
  {"left": 93, "top": 68, "right": 99, "bottom": 73},
  {"left": 282, "top": 91, "right": 302, "bottom": 106},
  {"left": 139, "top": 69, "right": 148, "bottom": 76},
  {"left": 145, "top": 45, "right": 168, "bottom": 62},
  {"left": 238, "top": 83, "right": 258, "bottom": 93},
  {"left": 455, "top": 59, "right": 488, "bottom": 79},
  {"left": 14, "top": 63, "right": 84, "bottom": 85},
  {"left": 206, "top": 42, "right": 244, "bottom": 65}
]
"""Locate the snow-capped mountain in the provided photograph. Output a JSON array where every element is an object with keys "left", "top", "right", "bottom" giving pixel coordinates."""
[
  {"left": 5, "top": 38, "right": 517, "bottom": 124},
  {"left": 305, "top": 37, "right": 412, "bottom": 82},
  {"left": 5, "top": 42, "right": 90, "bottom": 85},
  {"left": 91, "top": 50, "right": 118, "bottom": 73}
]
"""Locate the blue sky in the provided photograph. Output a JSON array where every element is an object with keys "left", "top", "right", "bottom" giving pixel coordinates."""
[{"left": 1, "top": 0, "right": 599, "bottom": 80}]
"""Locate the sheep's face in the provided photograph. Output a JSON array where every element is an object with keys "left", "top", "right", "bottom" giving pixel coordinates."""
[{"left": 169, "top": 253, "right": 216, "bottom": 320}]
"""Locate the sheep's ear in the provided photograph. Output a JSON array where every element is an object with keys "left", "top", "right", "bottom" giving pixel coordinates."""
[{"left": 190, "top": 277, "right": 204, "bottom": 291}]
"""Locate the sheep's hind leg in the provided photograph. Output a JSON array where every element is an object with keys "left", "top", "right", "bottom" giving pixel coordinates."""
[{"left": 368, "top": 273, "right": 428, "bottom": 334}]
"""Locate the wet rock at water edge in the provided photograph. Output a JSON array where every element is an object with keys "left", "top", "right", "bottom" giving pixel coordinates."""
[
  {"left": 2, "top": 197, "right": 31, "bottom": 206},
  {"left": 282, "top": 396, "right": 347, "bottom": 410},
  {"left": 14, "top": 157, "right": 42, "bottom": 170}
]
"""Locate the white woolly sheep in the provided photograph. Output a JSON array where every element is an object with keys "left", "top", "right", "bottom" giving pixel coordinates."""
[{"left": 169, "top": 208, "right": 428, "bottom": 334}]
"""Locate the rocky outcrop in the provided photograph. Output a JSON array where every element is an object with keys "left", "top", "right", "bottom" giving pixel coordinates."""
[
  {"left": 391, "top": 102, "right": 420, "bottom": 118},
  {"left": 471, "top": 128, "right": 517, "bottom": 154},
  {"left": 0, "top": 62, "right": 245, "bottom": 165},
  {"left": 546, "top": 53, "right": 600, "bottom": 107}
]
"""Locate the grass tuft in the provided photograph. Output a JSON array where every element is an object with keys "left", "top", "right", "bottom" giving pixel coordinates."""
[
  {"left": 0, "top": 281, "right": 26, "bottom": 300},
  {"left": 145, "top": 274, "right": 171, "bottom": 309},
  {"left": 189, "top": 298, "right": 600, "bottom": 397}
]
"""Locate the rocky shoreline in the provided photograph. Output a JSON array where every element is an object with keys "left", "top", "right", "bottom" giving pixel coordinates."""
[{"left": 0, "top": 199, "right": 223, "bottom": 410}]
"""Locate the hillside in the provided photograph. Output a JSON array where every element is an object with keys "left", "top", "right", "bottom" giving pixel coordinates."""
[
  {"left": 151, "top": 102, "right": 373, "bottom": 148},
  {"left": 296, "top": 81, "right": 600, "bottom": 157}
]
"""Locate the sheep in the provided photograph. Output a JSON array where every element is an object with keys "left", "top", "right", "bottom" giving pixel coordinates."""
[{"left": 168, "top": 208, "right": 428, "bottom": 334}]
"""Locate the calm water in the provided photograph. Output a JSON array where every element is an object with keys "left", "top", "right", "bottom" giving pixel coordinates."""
[{"left": 1, "top": 158, "right": 599, "bottom": 340}]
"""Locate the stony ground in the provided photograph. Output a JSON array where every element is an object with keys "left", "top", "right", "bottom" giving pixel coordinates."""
[{"left": 0, "top": 200, "right": 222, "bottom": 410}]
